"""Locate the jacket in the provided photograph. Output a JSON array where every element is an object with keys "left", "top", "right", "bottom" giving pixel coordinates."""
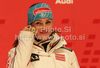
[{"left": 6, "top": 31, "right": 80, "bottom": 68}]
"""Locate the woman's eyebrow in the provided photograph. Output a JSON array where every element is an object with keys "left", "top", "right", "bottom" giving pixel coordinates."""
[{"left": 46, "top": 18, "right": 52, "bottom": 21}]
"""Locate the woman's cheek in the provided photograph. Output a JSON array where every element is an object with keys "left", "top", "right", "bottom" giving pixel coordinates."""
[
  {"left": 48, "top": 26, "right": 53, "bottom": 33},
  {"left": 36, "top": 28, "right": 41, "bottom": 35}
]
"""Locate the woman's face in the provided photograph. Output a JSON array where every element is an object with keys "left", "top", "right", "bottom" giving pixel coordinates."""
[{"left": 31, "top": 18, "right": 53, "bottom": 40}]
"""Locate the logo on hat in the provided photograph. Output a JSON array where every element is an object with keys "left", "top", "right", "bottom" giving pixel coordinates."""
[{"left": 33, "top": 7, "right": 51, "bottom": 15}]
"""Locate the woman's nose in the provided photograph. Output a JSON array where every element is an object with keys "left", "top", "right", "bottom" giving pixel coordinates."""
[
  {"left": 41, "top": 24, "right": 47, "bottom": 31},
  {"left": 42, "top": 23, "right": 46, "bottom": 29}
]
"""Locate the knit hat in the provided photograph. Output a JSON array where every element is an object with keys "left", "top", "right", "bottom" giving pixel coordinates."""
[{"left": 27, "top": 3, "right": 53, "bottom": 25}]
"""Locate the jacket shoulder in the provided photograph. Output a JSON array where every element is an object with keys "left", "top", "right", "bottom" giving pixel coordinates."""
[{"left": 60, "top": 45, "right": 73, "bottom": 52}]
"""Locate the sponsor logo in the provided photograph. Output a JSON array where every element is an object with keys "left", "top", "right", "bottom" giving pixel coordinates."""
[
  {"left": 55, "top": 53, "right": 66, "bottom": 61},
  {"left": 30, "top": 53, "right": 39, "bottom": 62},
  {"left": 33, "top": 7, "right": 51, "bottom": 15},
  {"left": 55, "top": 0, "right": 73, "bottom": 4}
]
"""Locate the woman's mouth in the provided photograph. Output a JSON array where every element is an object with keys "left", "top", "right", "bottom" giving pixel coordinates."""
[{"left": 40, "top": 31, "right": 48, "bottom": 34}]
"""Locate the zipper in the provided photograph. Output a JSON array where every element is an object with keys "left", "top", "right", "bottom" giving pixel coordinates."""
[{"left": 52, "top": 53, "right": 57, "bottom": 68}]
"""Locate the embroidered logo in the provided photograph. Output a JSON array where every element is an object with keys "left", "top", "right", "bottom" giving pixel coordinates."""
[
  {"left": 33, "top": 7, "right": 51, "bottom": 15},
  {"left": 30, "top": 53, "right": 39, "bottom": 62},
  {"left": 55, "top": 53, "right": 65, "bottom": 61}
]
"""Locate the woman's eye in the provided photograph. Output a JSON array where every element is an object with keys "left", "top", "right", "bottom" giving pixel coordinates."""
[
  {"left": 46, "top": 21, "right": 51, "bottom": 24},
  {"left": 36, "top": 22, "right": 40, "bottom": 24}
]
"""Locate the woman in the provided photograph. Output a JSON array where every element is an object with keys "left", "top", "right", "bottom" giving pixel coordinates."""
[{"left": 6, "top": 3, "right": 80, "bottom": 68}]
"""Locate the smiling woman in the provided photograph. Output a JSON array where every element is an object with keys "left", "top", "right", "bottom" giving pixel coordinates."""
[
  {"left": 6, "top": 3, "right": 80, "bottom": 68},
  {"left": 31, "top": 18, "right": 53, "bottom": 40}
]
